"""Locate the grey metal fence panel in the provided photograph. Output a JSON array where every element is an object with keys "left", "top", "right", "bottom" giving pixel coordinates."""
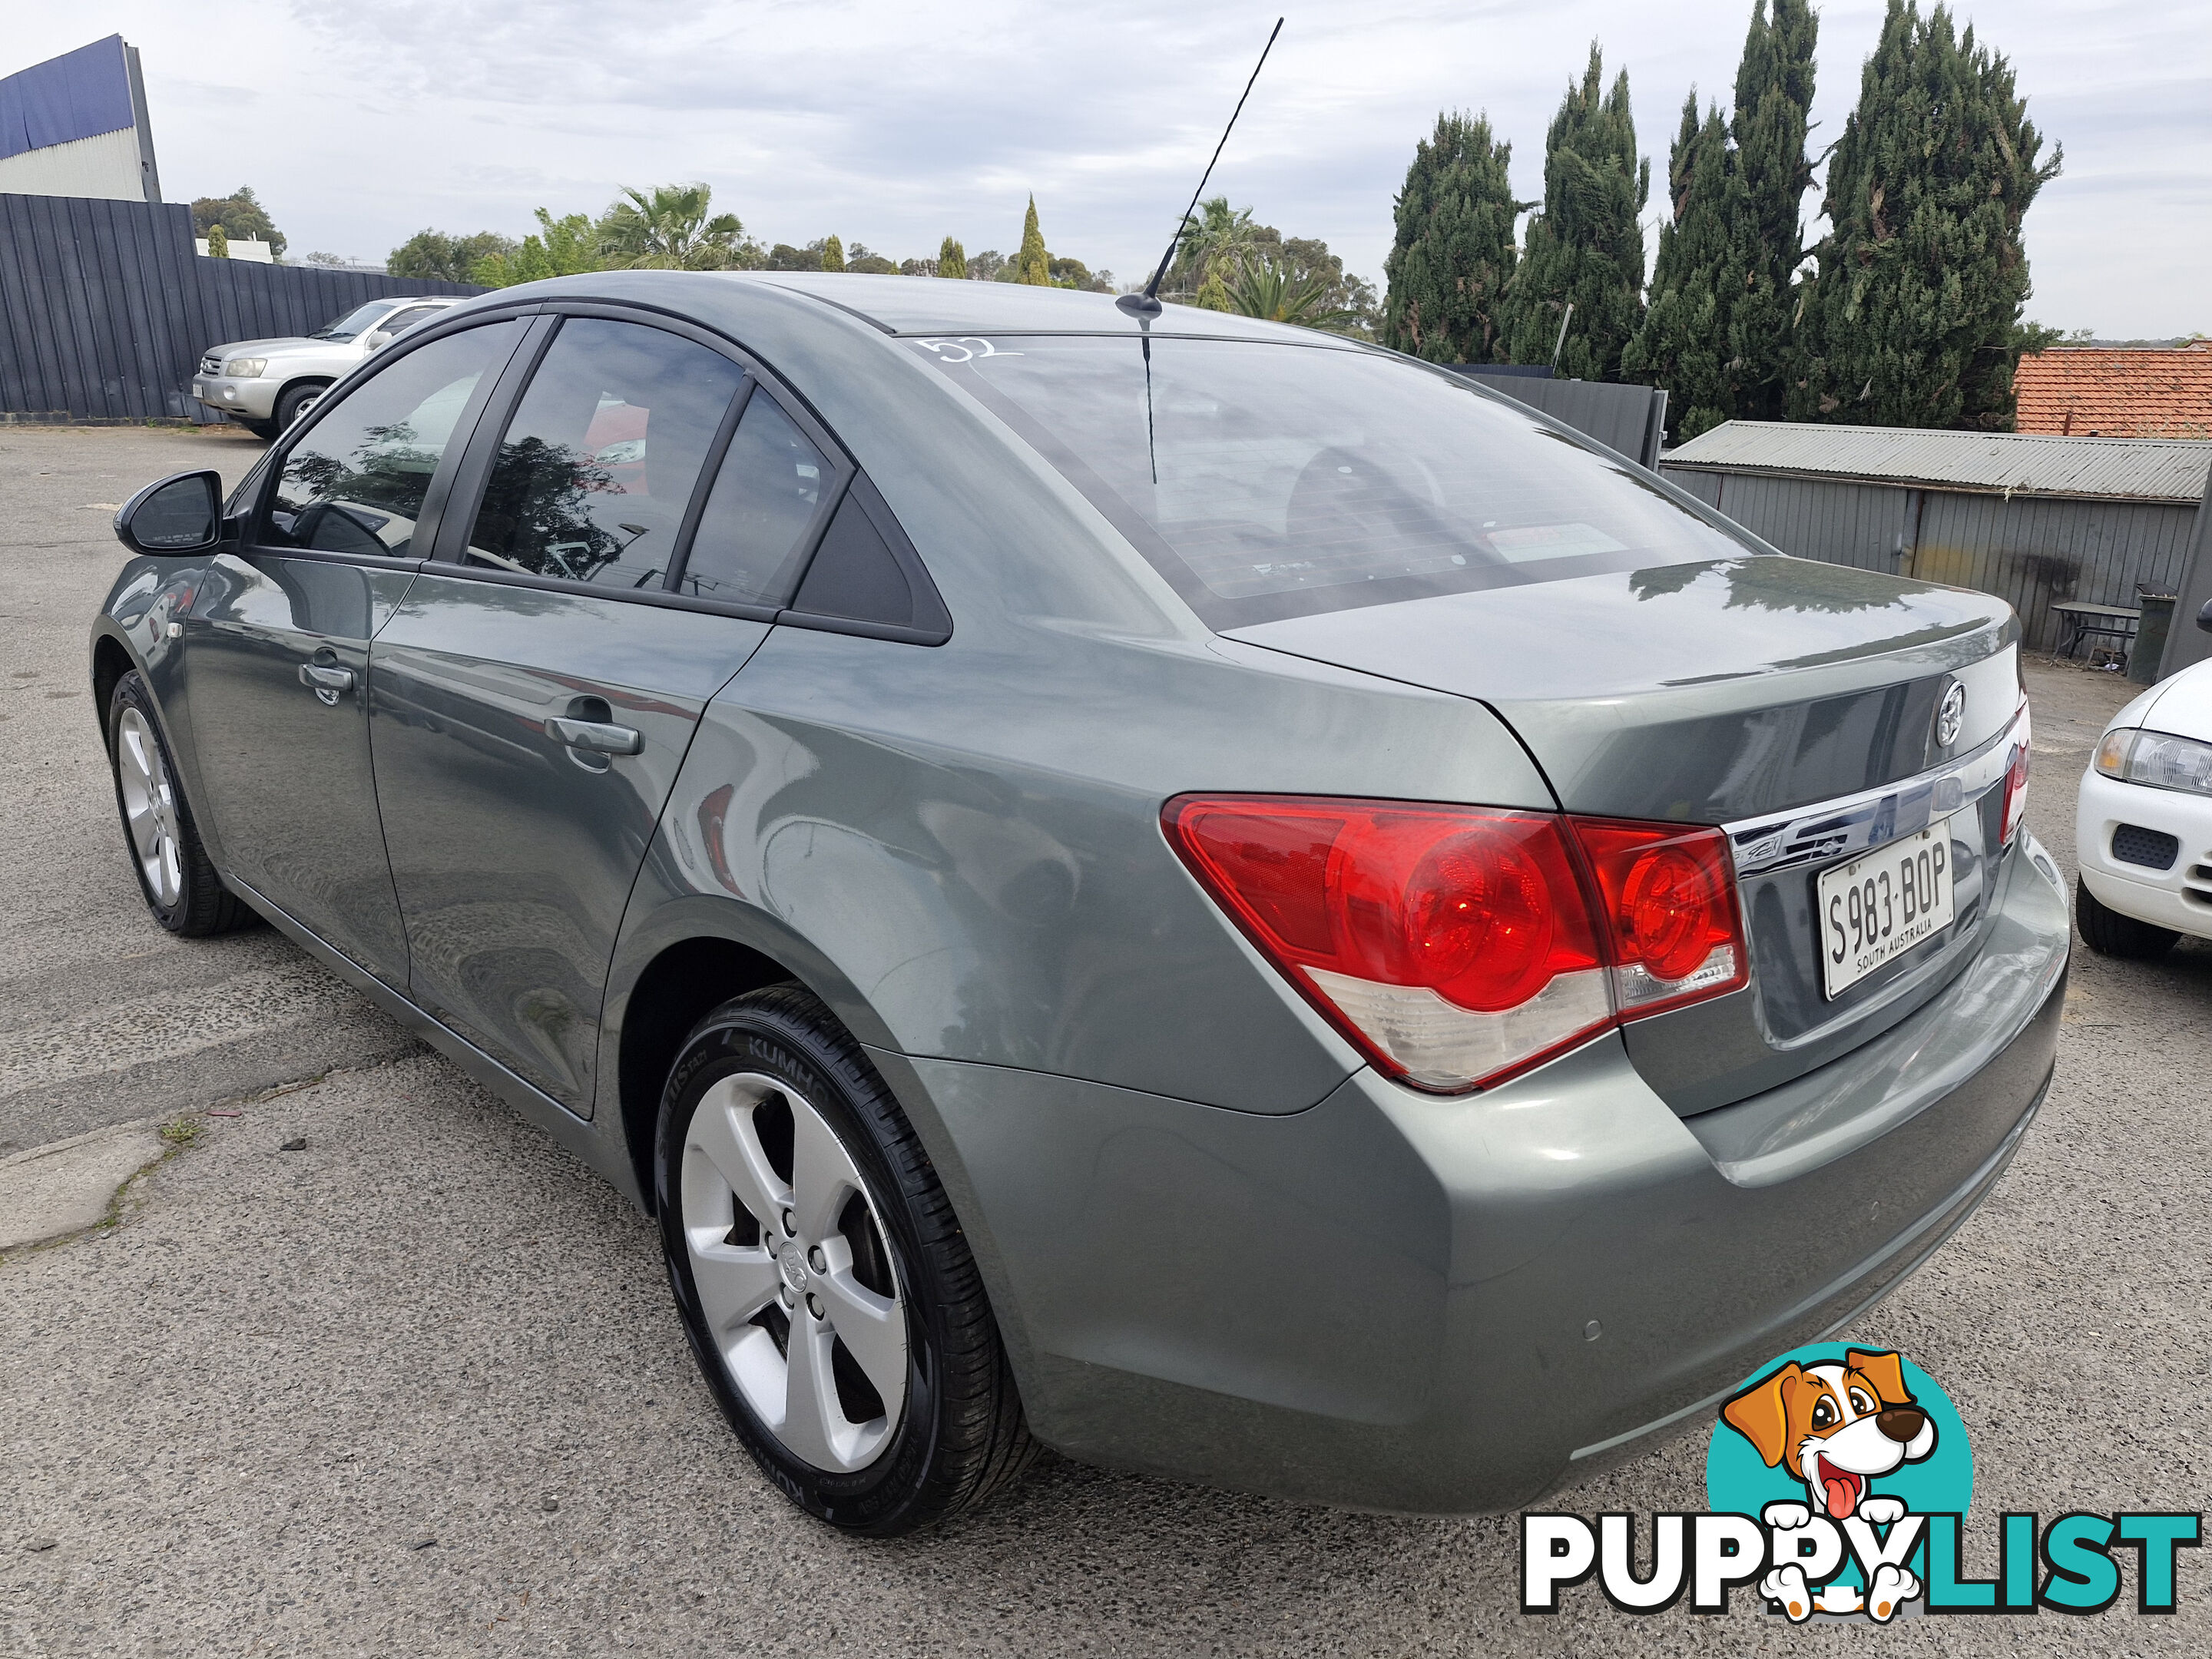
[
  {"left": 2159, "top": 476, "right": 2212, "bottom": 679},
  {"left": 1451, "top": 369, "right": 1669, "bottom": 468},
  {"left": 1912, "top": 490, "right": 2198, "bottom": 651},
  {"left": 1702, "top": 474, "right": 1911, "bottom": 571},
  {"left": 1662, "top": 455, "right": 2206, "bottom": 654},
  {"left": 0, "top": 191, "right": 480, "bottom": 422},
  {"left": 1668, "top": 469, "right": 1723, "bottom": 508}
]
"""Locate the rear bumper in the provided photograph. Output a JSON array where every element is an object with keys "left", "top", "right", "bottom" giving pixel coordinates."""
[
  {"left": 886, "top": 834, "right": 2068, "bottom": 1513},
  {"left": 2075, "top": 766, "right": 2212, "bottom": 940}
]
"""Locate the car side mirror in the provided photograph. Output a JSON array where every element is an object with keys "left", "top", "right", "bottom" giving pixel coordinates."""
[
  {"left": 2198, "top": 598, "right": 2212, "bottom": 634},
  {"left": 114, "top": 470, "right": 223, "bottom": 556},
  {"left": 364, "top": 329, "right": 392, "bottom": 349}
]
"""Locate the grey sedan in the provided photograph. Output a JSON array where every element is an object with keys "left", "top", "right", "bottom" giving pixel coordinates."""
[{"left": 91, "top": 273, "right": 2067, "bottom": 1535}]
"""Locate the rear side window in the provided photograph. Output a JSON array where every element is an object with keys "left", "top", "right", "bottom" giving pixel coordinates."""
[
  {"left": 264, "top": 320, "right": 523, "bottom": 558},
  {"left": 915, "top": 334, "right": 1749, "bottom": 628},
  {"left": 677, "top": 391, "right": 829, "bottom": 606},
  {"left": 462, "top": 318, "right": 745, "bottom": 589}
]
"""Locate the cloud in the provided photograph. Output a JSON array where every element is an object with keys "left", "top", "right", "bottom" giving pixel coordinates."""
[{"left": 6, "top": 0, "right": 2203, "bottom": 334}]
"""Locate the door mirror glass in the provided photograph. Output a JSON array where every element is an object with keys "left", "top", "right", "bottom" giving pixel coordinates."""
[
  {"left": 115, "top": 470, "right": 221, "bottom": 555},
  {"left": 2198, "top": 598, "right": 2212, "bottom": 635}
]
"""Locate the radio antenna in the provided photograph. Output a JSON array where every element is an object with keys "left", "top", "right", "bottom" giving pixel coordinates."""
[{"left": 1117, "top": 17, "right": 1284, "bottom": 317}]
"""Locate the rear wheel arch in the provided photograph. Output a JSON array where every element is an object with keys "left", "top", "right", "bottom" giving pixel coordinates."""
[
  {"left": 616, "top": 935, "right": 806, "bottom": 1209},
  {"left": 609, "top": 899, "right": 913, "bottom": 1210}
]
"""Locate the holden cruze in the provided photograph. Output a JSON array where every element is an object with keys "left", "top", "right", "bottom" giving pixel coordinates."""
[{"left": 91, "top": 273, "right": 2068, "bottom": 1535}]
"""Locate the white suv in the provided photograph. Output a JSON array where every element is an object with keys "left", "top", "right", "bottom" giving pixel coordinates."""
[
  {"left": 191, "top": 296, "right": 462, "bottom": 439},
  {"left": 2075, "top": 615, "right": 2212, "bottom": 958}
]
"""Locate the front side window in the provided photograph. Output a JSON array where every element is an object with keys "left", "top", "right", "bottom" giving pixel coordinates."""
[
  {"left": 264, "top": 320, "right": 523, "bottom": 558},
  {"left": 462, "top": 318, "right": 745, "bottom": 589},
  {"left": 915, "top": 334, "right": 1752, "bottom": 628}
]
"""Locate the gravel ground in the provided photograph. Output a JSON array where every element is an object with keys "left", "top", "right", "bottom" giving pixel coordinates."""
[
  {"left": 4, "top": 426, "right": 2210, "bottom": 1655},
  {"left": 0, "top": 424, "right": 423, "bottom": 1161}
]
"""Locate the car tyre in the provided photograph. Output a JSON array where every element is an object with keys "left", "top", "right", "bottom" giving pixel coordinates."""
[
  {"left": 656, "top": 983, "right": 1037, "bottom": 1535},
  {"left": 107, "top": 670, "right": 251, "bottom": 935},
  {"left": 2075, "top": 878, "right": 2178, "bottom": 959},
  {"left": 274, "top": 381, "right": 327, "bottom": 430}
]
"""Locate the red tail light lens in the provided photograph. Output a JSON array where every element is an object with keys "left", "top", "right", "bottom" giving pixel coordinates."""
[
  {"left": 1571, "top": 820, "right": 1748, "bottom": 1015},
  {"left": 2000, "top": 701, "right": 2032, "bottom": 846},
  {"left": 1164, "top": 795, "right": 1749, "bottom": 1094}
]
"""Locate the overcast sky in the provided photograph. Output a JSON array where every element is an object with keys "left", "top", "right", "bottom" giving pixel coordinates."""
[{"left": 18, "top": 1, "right": 2210, "bottom": 337}]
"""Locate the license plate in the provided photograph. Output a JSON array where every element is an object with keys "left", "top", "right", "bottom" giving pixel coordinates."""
[
  {"left": 1817, "top": 814, "right": 1958, "bottom": 998},
  {"left": 193, "top": 381, "right": 207, "bottom": 399}
]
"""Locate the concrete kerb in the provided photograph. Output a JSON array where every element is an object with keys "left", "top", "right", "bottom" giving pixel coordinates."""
[{"left": 0, "top": 1061, "right": 372, "bottom": 1260}]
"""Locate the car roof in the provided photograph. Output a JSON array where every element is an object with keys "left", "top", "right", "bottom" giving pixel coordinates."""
[{"left": 727, "top": 271, "right": 1366, "bottom": 346}]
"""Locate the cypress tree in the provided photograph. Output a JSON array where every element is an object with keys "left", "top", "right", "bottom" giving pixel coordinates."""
[
  {"left": 1379, "top": 112, "right": 1522, "bottom": 364},
  {"left": 1015, "top": 197, "right": 1051, "bottom": 286},
  {"left": 821, "top": 234, "right": 846, "bottom": 273},
  {"left": 1498, "top": 45, "right": 1650, "bottom": 381},
  {"left": 1789, "top": 0, "right": 2061, "bottom": 429},
  {"left": 1729, "top": 0, "right": 1818, "bottom": 419},
  {"left": 205, "top": 223, "right": 230, "bottom": 258},
  {"left": 1624, "top": 1, "right": 1816, "bottom": 436},
  {"left": 939, "top": 237, "right": 967, "bottom": 279},
  {"left": 1621, "top": 98, "right": 1733, "bottom": 434}
]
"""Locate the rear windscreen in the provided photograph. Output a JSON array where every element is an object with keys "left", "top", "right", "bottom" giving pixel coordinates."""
[{"left": 912, "top": 333, "right": 1751, "bottom": 628}]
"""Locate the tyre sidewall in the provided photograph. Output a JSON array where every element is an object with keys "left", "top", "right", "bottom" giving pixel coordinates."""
[
  {"left": 655, "top": 1004, "right": 948, "bottom": 1532},
  {"left": 108, "top": 671, "right": 192, "bottom": 931},
  {"left": 275, "top": 383, "right": 324, "bottom": 429}
]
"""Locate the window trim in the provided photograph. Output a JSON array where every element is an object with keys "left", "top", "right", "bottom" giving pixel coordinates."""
[
  {"left": 243, "top": 306, "right": 540, "bottom": 568},
  {"left": 251, "top": 295, "right": 952, "bottom": 644},
  {"left": 424, "top": 300, "right": 900, "bottom": 631}
]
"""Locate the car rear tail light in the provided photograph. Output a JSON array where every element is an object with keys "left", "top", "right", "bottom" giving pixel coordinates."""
[
  {"left": 1571, "top": 819, "right": 1748, "bottom": 1015},
  {"left": 1999, "top": 701, "right": 2031, "bottom": 846},
  {"left": 1163, "top": 795, "right": 1748, "bottom": 1094}
]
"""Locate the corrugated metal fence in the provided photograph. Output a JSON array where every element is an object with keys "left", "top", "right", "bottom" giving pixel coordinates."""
[
  {"left": 1450, "top": 368, "right": 1669, "bottom": 469},
  {"left": 1665, "top": 464, "right": 2207, "bottom": 654},
  {"left": 0, "top": 191, "right": 479, "bottom": 423}
]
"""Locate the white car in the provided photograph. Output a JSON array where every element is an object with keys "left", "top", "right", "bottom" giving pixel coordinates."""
[
  {"left": 191, "top": 296, "right": 463, "bottom": 439},
  {"left": 2075, "top": 620, "right": 2212, "bottom": 957}
]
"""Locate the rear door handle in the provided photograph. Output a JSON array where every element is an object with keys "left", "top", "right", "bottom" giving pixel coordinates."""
[
  {"left": 545, "top": 717, "right": 643, "bottom": 755},
  {"left": 298, "top": 662, "right": 354, "bottom": 700}
]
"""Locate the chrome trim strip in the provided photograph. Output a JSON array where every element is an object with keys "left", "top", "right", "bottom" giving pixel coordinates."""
[{"left": 1722, "top": 702, "right": 2028, "bottom": 877}]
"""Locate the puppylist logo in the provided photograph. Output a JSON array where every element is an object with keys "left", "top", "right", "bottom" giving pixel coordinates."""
[{"left": 1524, "top": 1343, "right": 2203, "bottom": 1621}]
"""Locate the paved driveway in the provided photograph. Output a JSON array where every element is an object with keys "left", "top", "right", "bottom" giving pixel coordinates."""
[{"left": 4, "top": 426, "right": 2210, "bottom": 1654}]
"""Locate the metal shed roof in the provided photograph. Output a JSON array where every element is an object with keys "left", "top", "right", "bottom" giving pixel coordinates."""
[{"left": 1663, "top": 419, "right": 2212, "bottom": 504}]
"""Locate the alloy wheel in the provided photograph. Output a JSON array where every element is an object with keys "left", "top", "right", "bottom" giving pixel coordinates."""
[
  {"left": 115, "top": 706, "right": 183, "bottom": 909},
  {"left": 680, "top": 1072, "right": 909, "bottom": 1472}
]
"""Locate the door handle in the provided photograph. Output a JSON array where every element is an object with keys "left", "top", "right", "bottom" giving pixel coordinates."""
[
  {"left": 545, "top": 716, "right": 643, "bottom": 756},
  {"left": 298, "top": 662, "right": 354, "bottom": 703}
]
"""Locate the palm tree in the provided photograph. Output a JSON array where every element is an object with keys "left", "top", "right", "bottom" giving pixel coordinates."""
[
  {"left": 598, "top": 184, "right": 757, "bottom": 270},
  {"left": 1220, "top": 253, "right": 1360, "bottom": 330},
  {"left": 1166, "top": 197, "right": 1265, "bottom": 296}
]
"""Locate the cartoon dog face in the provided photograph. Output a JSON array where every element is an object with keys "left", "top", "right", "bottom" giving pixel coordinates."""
[{"left": 1721, "top": 1349, "right": 1936, "bottom": 1520}]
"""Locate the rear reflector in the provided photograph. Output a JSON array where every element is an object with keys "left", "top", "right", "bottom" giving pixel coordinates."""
[{"left": 1164, "top": 795, "right": 1748, "bottom": 1094}]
